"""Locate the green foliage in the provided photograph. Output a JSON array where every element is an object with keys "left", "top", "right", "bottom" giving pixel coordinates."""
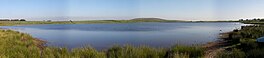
[
  {"left": 239, "top": 39, "right": 258, "bottom": 51},
  {"left": 217, "top": 25, "right": 264, "bottom": 58},
  {"left": 240, "top": 18, "right": 264, "bottom": 24},
  {"left": 71, "top": 47, "right": 106, "bottom": 58},
  {"left": 107, "top": 45, "right": 166, "bottom": 58},
  {"left": 168, "top": 45, "right": 204, "bottom": 58},
  {"left": 228, "top": 31, "right": 243, "bottom": 44},
  {"left": 247, "top": 48, "right": 264, "bottom": 58},
  {"left": 216, "top": 49, "right": 246, "bottom": 58},
  {"left": 240, "top": 26, "right": 264, "bottom": 39},
  {"left": 0, "top": 30, "right": 43, "bottom": 58}
]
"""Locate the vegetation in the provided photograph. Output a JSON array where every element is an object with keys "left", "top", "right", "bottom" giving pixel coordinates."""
[
  {"left": 215, "top": 25, "right": 264, "bottom": 58},
  {"left": 0, "top": 29, "right": 205, "bottom": 58},
  {"left": 0, "top": 19, "right": 26, "bottom": 21},
  {"left": 168, "top": 45, "right": 204, "bottom": 58},
  {"left": 239, "top": 18, "right": 264, "bottom": 24},
  {"left": 0, "top": 30, "right": 45, "bottom": 58},
  {"left": 216, "top": 49, "right": 246, "bottom": 58},
  {"left": 130, "top": 18, "right": 168, "bottom": 22}
]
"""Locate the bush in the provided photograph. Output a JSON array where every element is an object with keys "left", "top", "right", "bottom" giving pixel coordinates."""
[
  {"left": 20, "top": 19, "right": 26, "bottom": 21},
  {"left": 216, "top": 49, "right": 245, "bottom": 58},
  {"left": 247, "top": 48, "right": 264, "bottom": 58},
  {"left": 239, "top": 39, "right": 258, "bottom": 51}
]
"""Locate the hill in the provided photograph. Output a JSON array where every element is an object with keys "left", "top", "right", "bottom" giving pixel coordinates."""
[{"left": 131, "top": 18, "right": 166, "bottom": 21}]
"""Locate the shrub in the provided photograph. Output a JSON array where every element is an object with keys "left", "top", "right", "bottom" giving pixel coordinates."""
[
  {"left": 216, "top": 49, "right": 245, "bottom": 58},
  {"left": 239, "top": 39, "right": 258, "bottom": 51},
  {"left": 247, "top": 48, "right": 264, "bottom": 58}
]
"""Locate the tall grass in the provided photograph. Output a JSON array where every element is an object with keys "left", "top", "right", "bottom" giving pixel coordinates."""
[
  {"left": 0, "top": 30, "right": 43, "bottom": 58},
  {"left": 106, "top": 45, "right": 166, "bottom": 58},
  {"left": 168, "top": 45, "right": 204, "bottom": 58}
]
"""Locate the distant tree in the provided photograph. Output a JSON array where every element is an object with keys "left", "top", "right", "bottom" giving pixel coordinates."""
[
  {"left": 260, "top": 19, "right": 264, "bottom": 22},
  {"left": 0, "top": 19, "right": 10, "bottom": 21},
  {"left": 239, "top": 19, "right": 244, "bottom": 21},
  {"left": 47, "top": 20, "right": 52, "bottom": 22},
  {"left": 257, "top": 18, "right": 261, "bottom": 21},
  {"left": 19, "top": 19, "right": 26, "bottom": 21},
  {"left": 11, "top": 19, "right": 19, "bottom": 21},
  {"left": 246, "top": 19, "right": 249, "bottom": 21}
]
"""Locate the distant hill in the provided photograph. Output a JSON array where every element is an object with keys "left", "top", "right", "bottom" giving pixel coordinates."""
[
  {"left": 130, "top": 18, "right": 166, "bottom": 21},
  {"left": 130, "top": 18, "right": 185, "bottom": 22}
]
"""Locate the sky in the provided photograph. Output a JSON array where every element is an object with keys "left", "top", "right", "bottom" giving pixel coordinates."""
[{"left": 0, "top": 0, "right": 264, "bottom": 21}]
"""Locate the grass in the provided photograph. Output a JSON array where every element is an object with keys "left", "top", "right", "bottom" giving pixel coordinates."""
[
  {"left": 170, "top": 45, "right": 205, "bottom": 58},
  {"left": 0, "top": 29, "right": 205, "bottom": 58},
  {"left": 0, "top": 30, "right": 44, "bottom": 58}
]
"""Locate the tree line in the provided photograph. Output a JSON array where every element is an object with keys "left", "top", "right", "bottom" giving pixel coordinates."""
[
  {"left": 239, "top": 18, "right": 264, "bottom": 21},
  {"left": 0, "top": 19, "right": 26, "bottom": 21}
]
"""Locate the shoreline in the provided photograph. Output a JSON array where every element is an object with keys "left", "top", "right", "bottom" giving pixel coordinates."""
[
  {"left": 0, "top": 21, "right": 239, "bottom": 48},
  {"left": 204, "top": 24, "right": 264, "bottom": 58},
  {"left": 0, "top": 21, "right": 245, "bottom": 58},
  {"left": 0, "top": 21, "right": 239, "bottom": 26},
  {"left": 202, "top": 31, "right": 233, "bottom": 58},
  {"left": 0, "top": 29, "right": 205, "bottom": 58},
  {"left": 0, "top": 27, "right": 230, "bottom": 58},
  {"left": 0, "top": 21, "right": 241, "bottom": 49}
]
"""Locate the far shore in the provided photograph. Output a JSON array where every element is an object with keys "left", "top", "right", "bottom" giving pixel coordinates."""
[{"left": 0, "top": 19, "right": 239, "bottom": 26}]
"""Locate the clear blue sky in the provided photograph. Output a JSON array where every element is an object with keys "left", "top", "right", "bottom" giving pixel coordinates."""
[{"left": 0, "top": 0, "right": 264, "bottom": 21}]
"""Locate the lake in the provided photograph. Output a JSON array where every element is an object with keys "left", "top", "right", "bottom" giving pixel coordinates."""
[{"left": 1, "top": 22, "right": 244, "bottom": 49}]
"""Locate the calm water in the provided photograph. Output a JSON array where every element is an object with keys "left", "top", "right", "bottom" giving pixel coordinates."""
[{"left": 1, "top": 22, "right": 244, "bottom": 49}]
